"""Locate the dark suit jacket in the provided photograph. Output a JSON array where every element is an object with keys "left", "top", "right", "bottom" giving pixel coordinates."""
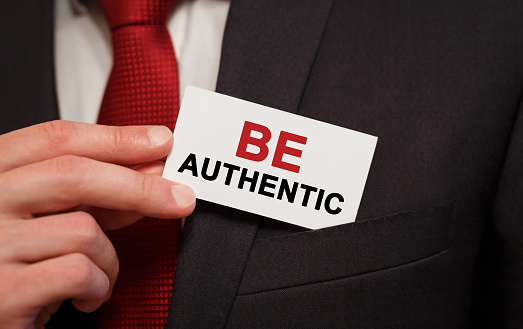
[{"left": 1, "top": 0, "right": 522, "bottom": 328}]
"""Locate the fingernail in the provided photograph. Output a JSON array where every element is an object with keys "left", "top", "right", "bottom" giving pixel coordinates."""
[
  {"left": 171, "top": 185, "right": 196, "bottom": 208},
  {"left": 148, "top": 126, "right": 173, "bottom": 146}
]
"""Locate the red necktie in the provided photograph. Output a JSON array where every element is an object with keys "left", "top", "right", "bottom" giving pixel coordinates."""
[{"left": 96, "top": 0, "right": 180, "bottom": 328}]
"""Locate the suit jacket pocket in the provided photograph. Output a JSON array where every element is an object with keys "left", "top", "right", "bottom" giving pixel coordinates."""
[{"left": 237, "top": 201, "right": 454, "bottom": 295}]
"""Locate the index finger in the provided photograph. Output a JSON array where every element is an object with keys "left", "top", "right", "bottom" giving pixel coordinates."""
[
  {"left": 0, "top": 155, "right": 195, "bottom": 221},
  {"left": 0, "top": 120, "right": 174, "bottom": 172}
]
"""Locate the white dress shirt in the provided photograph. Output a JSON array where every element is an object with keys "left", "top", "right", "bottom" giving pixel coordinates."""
[{"left": 54, "top": 0, "right": 230, "bottom": 124}]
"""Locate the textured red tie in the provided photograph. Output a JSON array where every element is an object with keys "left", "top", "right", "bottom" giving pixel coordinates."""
[{"left": 96, "top": 0, "right": 180, "bottom": 328}]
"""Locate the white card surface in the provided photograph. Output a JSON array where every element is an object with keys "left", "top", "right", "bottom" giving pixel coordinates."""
[{"left": 163, "top": 86, "right": 377, "bottom": 229}]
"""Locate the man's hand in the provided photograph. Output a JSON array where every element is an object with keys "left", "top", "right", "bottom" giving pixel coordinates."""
[{"left": 0, "top": 121, "right": 196, "bottom": 329}]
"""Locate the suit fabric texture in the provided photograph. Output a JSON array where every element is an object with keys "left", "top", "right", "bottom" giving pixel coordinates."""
[{"left": 0, "top": 0, "right": 522, "bottom": 328}]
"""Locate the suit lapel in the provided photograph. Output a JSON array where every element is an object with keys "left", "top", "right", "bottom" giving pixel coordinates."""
[
  {"left": 215, "top": 0, "right": 334, "bottom": 114},
  {"left": 167, "top": 0, "right": 333, "bottom": 327}
]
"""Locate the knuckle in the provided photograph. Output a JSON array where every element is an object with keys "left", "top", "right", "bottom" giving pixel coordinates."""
[
  {"left": 110, "top": 127, "right": 125, "bottom": 146},
  {"left": 40, "top": 120, "right": 77, "bottom": 146},
  {"left": 68, "top": 253, "right": 96, "bottom": 288},
  {"left": 110, "top": 127, "right": 136, "bottom": 149},
  {"left": 69, "top": 212, "right": 102, "bottom": 248},
  {"left": 137, "top": 173, "right": 157, "bottom": 198},
  {"left": 51, "top": 155, "right": 84, "bottom": 177}
]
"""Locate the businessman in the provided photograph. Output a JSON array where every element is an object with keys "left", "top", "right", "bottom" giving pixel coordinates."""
[{"left": 0, "top": 0, "right": 522, "bottom": 328}]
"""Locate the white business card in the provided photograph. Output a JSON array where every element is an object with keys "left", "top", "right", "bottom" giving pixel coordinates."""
[{"left": 163, "top": 86, "right": 377, "bottom": 229}]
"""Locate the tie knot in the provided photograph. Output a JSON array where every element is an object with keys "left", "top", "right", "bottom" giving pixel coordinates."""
[{"left": 98, "top": 0, "right": 176, "bottom": 31}]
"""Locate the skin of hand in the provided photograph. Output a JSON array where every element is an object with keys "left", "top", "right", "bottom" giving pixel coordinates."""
[{"left": 0, "top": 120, "right": 196, "bottom": 329}]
